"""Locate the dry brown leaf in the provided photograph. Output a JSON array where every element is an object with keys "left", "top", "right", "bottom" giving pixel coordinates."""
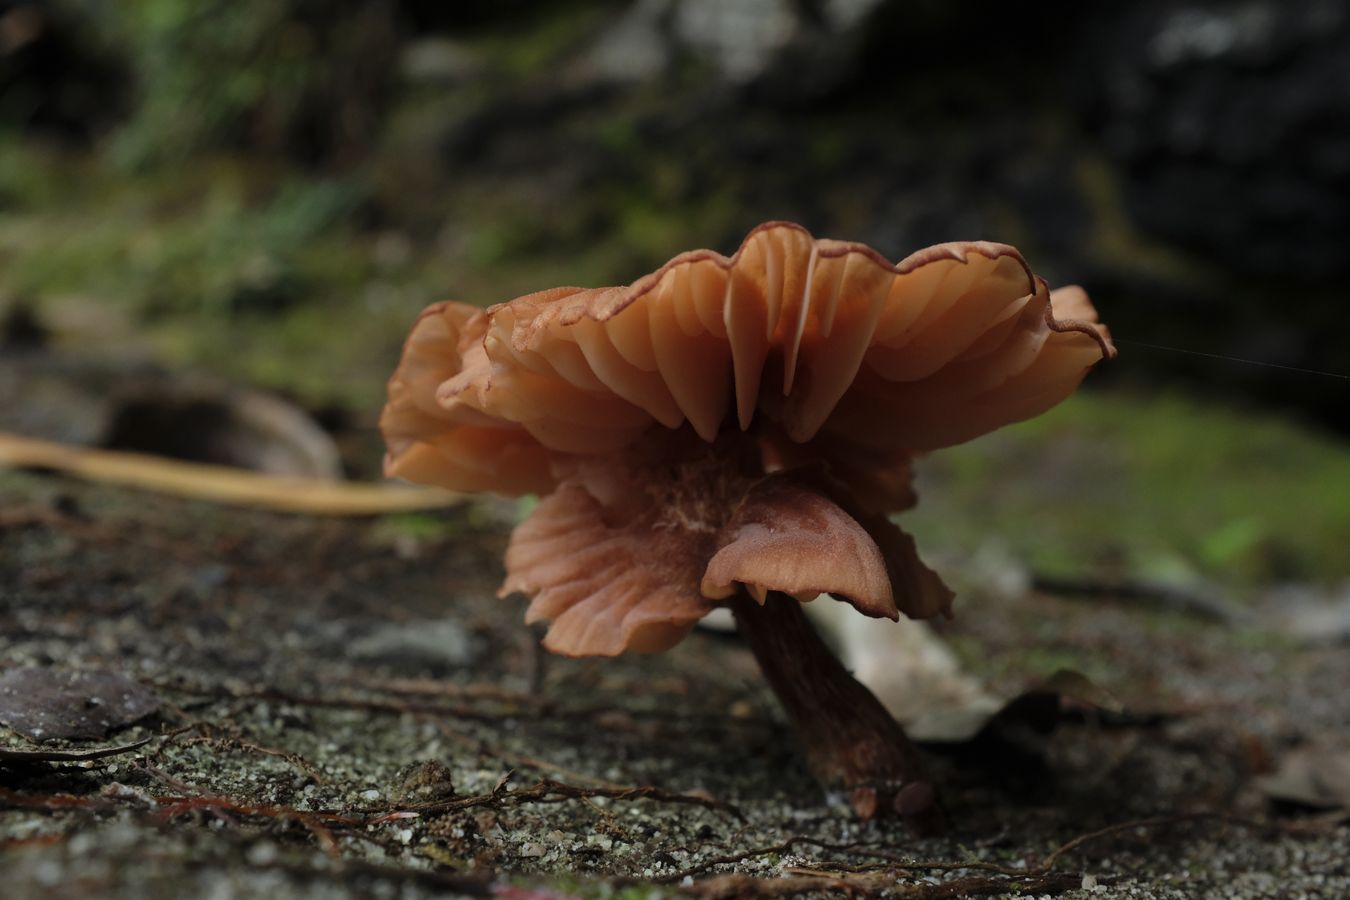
[
  {"left": 1257, "top": 742, "right": 1350, "bottom": 814},
  {"left": 0, "top": 669, "right": 161, "bottom": 742},
  {"left": 930, "top": 669, "right": 1125, "bottom": 744}
]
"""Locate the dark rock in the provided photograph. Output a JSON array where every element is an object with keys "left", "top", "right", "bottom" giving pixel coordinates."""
[
  {"left": 101, "top": 390, "right": 343, "bottom": 479},
  {"left": 1080, "top": 0, "right": 1350, "bottom": 277},
  {"left": 0, "top": 302, "right": 48, "bottom": 349},
  {"left": 0, "top": 352, "right": 344, "bottom": 477},
  {"left": 0, "top": 1, "right": 130, "bottom": 142}
]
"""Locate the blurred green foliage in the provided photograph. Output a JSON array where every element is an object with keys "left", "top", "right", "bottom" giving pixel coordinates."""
[
  {"left": 68, "top": 0, "right": 396, "bottom": 167},
  {"left": 907, "top": 391, "right": 1350, "bottom": 590},
  {"left": 1, "top": 149, "right": 362, "bottom": 315},
  {"left": 109, "top": 0, "right": 310, "bottom": 165}
]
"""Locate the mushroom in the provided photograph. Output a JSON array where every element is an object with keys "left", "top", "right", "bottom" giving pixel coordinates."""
[{"left": 381, "top": 221, "right": 1113, "bottom": 823}]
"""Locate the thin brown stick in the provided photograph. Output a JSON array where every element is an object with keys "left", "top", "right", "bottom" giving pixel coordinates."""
[
  {"left": 0, "top": 833, "right": 69, "bottom": 851},
  {"left": 0, "top": 787, "right": 115, "bottom": 813},
  {"left": 152, "top": 794, "right": 358, "bottom": 856},
  {"left": 333, "top": 676, "right": 537, "bottom": 705},
  {"left": 144, "top": 680, "right": 531, "bottom": 724},
  {"left": 430, "top": 719, "right": 629, "bottom": 789},
  {"left": 1031, "top": 573, "right": 1245, "bottom": 623},
  {"left": 0, "top": 432, "right": 460, "bottom": 516},
  {"left": 0, "top": 737, "right": 153, "bottom": 764},
  {"left": 400, "top": 774, "right": 744, "bottom": 821},
  {"left": 165, "top": 723, "right": 326, "bottom": 783},
  {"left": 670, "top": 810, "right": 1303, "bottom": 894},
  {"left": 685, "top": 870, "right": 1085, "bottom": 899},
  {"left": 655, "top": 836, "right": 824, "bottom": 884},
  {"left": 244, "top": 858, "right": 492, "bottom": 897}
]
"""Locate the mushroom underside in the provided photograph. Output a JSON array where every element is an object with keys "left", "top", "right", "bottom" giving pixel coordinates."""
[{"left": 500, "top": 431, "right": 952, "bottom": 658}]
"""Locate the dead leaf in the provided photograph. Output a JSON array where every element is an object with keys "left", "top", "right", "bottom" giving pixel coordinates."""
[
  {"left": 925, "top": 669, "right": 1126, "bottom": 745},
  {"left": 811, "top": 590, "right": 1126, "bottom": 743},
  {"left": 1257, "top": 742, "right": 1350, "bottom": 814},
  {"left": 0, "top": 669, "right": 161, "bottom": 742},
  {"left": 1036, "top": 669, "right": 1125, "bottom": 715},
  {"left": 102, "top": 387, "right": 343, "bottom": 479},
  {"left": 808, "top": 601, "right": 1002, "bottom": 741}
]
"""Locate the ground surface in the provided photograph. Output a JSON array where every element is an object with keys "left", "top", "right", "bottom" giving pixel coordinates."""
[
  {"left": 5, "top": 6, "right": 1349, "bottom": 896},
  {"left": 1, "top": 461, "right": 1346, "bottom": 899}
]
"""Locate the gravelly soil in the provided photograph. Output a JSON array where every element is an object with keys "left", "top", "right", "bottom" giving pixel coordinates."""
[{"left": 1, "top": 468, "right": 1346, "bottom": 899}]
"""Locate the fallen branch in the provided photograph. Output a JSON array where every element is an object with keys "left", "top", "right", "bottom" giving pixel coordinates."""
[{"left": 1032, "top": 574, "right": 1247, "bottom": 624}]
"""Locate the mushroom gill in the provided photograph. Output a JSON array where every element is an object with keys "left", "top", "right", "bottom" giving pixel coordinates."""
[
  {"left": 381, "top": 221, "right": 1113, "bottom": 821},
  {"left": 383, "top": 221, "right": 1110, "bottom": 656}
]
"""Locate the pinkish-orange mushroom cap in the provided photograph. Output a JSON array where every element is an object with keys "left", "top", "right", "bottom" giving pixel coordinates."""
[{"left": 381, "top": 222, "right": 1114, "bottom": 657}]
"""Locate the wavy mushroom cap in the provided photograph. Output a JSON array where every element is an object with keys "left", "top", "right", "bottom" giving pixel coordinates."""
[{"left": 381, "top": 222, "right": 1114, "bottom": 656}]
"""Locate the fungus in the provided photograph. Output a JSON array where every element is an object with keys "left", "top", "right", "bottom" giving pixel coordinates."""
[{"left": 381, "top": 221, "right": 1113, "bottom": 823}]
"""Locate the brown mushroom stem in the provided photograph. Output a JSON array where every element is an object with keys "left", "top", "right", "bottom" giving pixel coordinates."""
[{"left": 730, "top": 590, "right": 943, "bottom": 828}]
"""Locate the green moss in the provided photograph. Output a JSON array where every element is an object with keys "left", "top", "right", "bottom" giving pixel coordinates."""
[
  {"left": 0, "top": 142, "right": 83, "bottom": 210},
  {"left": 367, "top": 511, "right": 486, "bottom": 547},
  {"left": 92, "top": 0, "right": 394, "bottom": 168},
  {"left": 906, "top": 390, "right": 1350, "bottom": 589},
  {"left": 468, "top": 3, "right": 619, "bottom": 78},
  {"left": 0, "top": 151, "right": 393, "bottom": 406},
  {"left": 2, "top": 160, "right": 361, "bottom": 310}
]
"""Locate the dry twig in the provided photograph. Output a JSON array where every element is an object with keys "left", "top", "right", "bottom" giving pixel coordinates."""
[
  {"left": 0, "top": 432, "right": 460, "bottom": 515},
  {"left": 145, "top": 680, "right": 535, "bottom": 725},
  {"left": 671, "top": 812, "right": 1307, "bottom": 898},
  {"left": 391, "top": 772, "right": 744, "bottom": 822},
  {"left": 162, "top": 722, "right": 326, "bottom": 783},
  {"left": 153, "top": 794, "right": 355, "bottom": 856},
  {"left": 0, "top": 737, "right": 153, "bottom": 765},
  {"left": 687, "top": 870, "right": 1085, "bottom": 899}
]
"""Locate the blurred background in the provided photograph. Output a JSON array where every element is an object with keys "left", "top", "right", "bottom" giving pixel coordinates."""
[{"left": 2, "top": 0, "right": 1348, "bottom": 599}]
